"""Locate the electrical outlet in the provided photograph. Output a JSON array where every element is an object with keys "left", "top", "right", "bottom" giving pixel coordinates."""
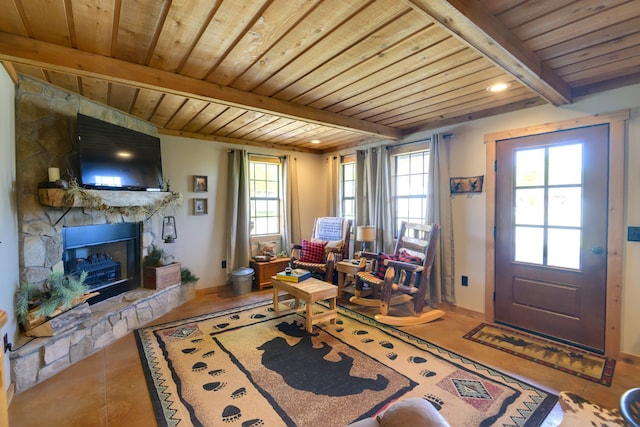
[
  {"left": 221, "top": 260, "right": 227, "bottom": 269},
  {"left": 461, "top": 275, "right": 468, "bottom": 287}
]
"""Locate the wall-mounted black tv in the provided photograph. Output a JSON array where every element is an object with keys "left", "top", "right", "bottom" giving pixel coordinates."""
[{"left": 77, "top": 114, "right": 163, "bottom": 191}]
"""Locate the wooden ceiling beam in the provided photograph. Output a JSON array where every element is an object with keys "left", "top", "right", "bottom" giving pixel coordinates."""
[
  {"left": 0, "top": 31, "right": 402, "bottom": 140},
  {"left": 159, "top": 128, "right": 318, "bottom": 153},
  {"left": 405, "top": 0, "right": 572, "bottom": 106}
]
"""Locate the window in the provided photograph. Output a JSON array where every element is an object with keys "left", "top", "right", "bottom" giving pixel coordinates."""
[
  {"left": 392, "top": 150, "right": 430, "bottom": 234},
  {"left": 249, "top": 156, "right": 281, "bottom": 235},
  {"left": 341, "top": 156, "right": 355, "bottom": 224}
]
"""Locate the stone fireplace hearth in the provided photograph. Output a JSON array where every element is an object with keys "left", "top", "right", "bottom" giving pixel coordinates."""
[{"left": 10, "top": 281, "right": 195, "bottom": 392}]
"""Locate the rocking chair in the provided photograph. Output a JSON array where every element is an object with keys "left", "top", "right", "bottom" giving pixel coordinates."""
[
  {"left": 350, "top": 222, "right": 445, "bottom": 326},
  {"left": 291, "top": 217, "right": 352, "bottom": 282}
]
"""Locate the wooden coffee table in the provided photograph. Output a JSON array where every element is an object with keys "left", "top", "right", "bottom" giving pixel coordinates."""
[{"left": 270, "top": 276, "right": 338, "bottom": 333}]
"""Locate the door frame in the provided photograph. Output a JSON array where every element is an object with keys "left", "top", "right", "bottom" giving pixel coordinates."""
[{"left": 484, "top": 110, "right": 628, "bottom": 358}]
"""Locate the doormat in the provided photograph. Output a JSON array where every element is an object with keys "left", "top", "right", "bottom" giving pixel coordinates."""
[
  {"left": 136, "top": 301, "right": 557, "bottom": 426},
  {"left": 463, "top": 323, "right": 616, "bottom": 386}
]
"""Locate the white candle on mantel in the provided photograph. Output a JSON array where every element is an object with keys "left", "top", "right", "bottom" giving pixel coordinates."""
[{"left": 48, "top": 167, "right": 60, "bottom": 182}]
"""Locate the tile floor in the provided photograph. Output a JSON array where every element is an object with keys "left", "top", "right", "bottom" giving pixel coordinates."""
[{"left": 8, "top": 286, "right": 639, "bottom": 426}]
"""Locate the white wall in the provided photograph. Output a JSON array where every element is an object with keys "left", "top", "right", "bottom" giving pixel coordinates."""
[
  {"left": 0, "top": 66, "right": 18, "bottom": 390},
  {"left": 159, "top": 135, "right": 326, "bottom": 289}
]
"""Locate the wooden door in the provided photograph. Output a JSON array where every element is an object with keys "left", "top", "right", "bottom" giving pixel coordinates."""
[{"left": 495, "top": 124, "right": 609, "bottom": 352}]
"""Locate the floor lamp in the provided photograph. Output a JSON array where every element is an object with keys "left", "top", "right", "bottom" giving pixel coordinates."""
[{"left": 356, "top": 226, "right": 376, "bottom": 253}]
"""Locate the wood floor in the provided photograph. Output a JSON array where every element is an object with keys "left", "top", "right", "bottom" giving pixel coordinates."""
[{"left": 8, "top": 286, "right": 639, "bottom": 426}]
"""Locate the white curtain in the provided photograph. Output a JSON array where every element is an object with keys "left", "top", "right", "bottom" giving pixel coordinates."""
[
  {"left": 282, "top": 155, "right": 301, "bottom": 254},
  {"left": 355, "top": 147, "right": 393, "bottom": 253},
  {"left": 225, "top": 150, "right": 251, "bottom": 281},
  {"left": 427, "top": 134, "right": 455, "bottom": 304},
  {"left": 327, "top": 155, "right": 340, "bottom": 216}
]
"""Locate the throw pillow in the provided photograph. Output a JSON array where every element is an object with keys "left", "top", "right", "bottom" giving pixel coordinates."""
[
  {"left": 258, "top": 241, "right": 276, "bottom": 257},
  {"left": 299, "top": 239, "right": 326, "bottom": 263},
  {"left": 375, "top": 252, "right": 424, "bottom": 279},
  {"left": 375, "top": 253, "right": 398, "bottom": 279},
  {"left": 399, "top": 247, "right": 425, "bottom": 260},
  {"left": 312, "top": 238, "right": 344, "bottom": 256}
]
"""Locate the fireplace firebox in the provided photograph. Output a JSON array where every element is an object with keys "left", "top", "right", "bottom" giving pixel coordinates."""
[{"left": 62, "top": 223, "right": 142, "bottom": 304}]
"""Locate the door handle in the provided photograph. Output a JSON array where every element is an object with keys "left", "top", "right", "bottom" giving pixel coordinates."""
[{"left": 591, "top": 246, "right": 604, "bottom": 255}]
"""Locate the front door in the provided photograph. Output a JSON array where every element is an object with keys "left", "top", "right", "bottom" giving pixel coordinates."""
[{"left": 495, "top": 124, "right": 609, "bottom": 352}]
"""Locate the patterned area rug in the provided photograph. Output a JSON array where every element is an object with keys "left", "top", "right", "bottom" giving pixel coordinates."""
[
  {"left": 464, "top": 323, "right": 616, "bottom": 386},
  {"left": 135, "top": 302, "right": 557, "bottom": 426}
]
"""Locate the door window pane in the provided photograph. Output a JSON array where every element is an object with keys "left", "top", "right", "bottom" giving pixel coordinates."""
[
  {"left": 548, "top": 187, "right": 581, "bottom": 227},
  {"left": 548, "top": 228, "right": 580, "bottom": 268},
  {"left": 516, "top": 148, "right": 545, "bottom": 186},
  {"left": 513, "top": 143, "right": 583, "bottom": 270},
  {"left": 515, "top": 226, "right": 543, "bottom": 264},
  {"left": 549, "top": 144, "right": 582, "bottom": 185},
  {"left": 515, "top": 188, "right": 544, "bottom": 225}
]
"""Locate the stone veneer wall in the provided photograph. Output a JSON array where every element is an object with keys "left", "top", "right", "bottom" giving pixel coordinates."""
[
  {"left": 16, "top": 75, "right": 161, "bottom": 285},
  {"left": 11, "top": 76, "right": 194, "bottom": 392}
]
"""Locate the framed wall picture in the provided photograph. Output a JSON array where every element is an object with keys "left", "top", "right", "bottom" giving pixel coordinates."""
[
  {"left": 193, "top": 198, "right": 208, "bottom": 215},
  {"left": 450, "top": 175, "right": 484, "bottom": 195},
  {"left": 193, "top": 175, "right": 208, "bottom": 192}
]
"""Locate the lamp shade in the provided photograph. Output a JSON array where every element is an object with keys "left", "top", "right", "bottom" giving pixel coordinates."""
[{"left": 356, "top": 225, "right": 376, "bottom": 242}]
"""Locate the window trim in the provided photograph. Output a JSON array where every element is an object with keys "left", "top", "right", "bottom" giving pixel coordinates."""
[{"left": 249, "top": 155, "right": 282, "bottom": 236}]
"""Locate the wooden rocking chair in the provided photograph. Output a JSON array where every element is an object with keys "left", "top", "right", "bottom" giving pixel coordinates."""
[
  {"left": 291, "top": 217, "right": 352, "bottom": 282},
  {"left": 350, "top": 222, "right": 445, "bottom": 326}
]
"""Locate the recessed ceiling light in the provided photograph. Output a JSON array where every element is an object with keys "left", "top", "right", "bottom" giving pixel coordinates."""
[
  {"left": 487, "top": 82, "right": 512, "bottom": 92},
  {"left": 310, "top": 139, "right": 321, "bottom": 144}
]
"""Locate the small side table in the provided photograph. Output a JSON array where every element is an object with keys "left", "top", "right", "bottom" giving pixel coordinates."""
[
  {"left": 271, "top": 276, "right": 337, "bottom": 333},
  {"left": 250, "top": 257, "right": 291, "bottom": 290},
  {"left": 335, "top": 260, "right": 363, "bottom": 298}
]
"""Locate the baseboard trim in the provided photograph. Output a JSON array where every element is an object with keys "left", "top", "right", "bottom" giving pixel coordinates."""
[
  {"left": 619, "top": 351, "right": 640, "bottom": 365},
  {"left": 438, "top": 302, "right": 485, "bottom": 320}
]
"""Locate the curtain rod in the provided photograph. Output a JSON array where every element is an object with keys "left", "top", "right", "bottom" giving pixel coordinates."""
[
  {"left": 247, "top": 151, "right": 286, "bottom": 160},
  {"left": 388, "top": 133, "right": 452, "bottom": 149}
]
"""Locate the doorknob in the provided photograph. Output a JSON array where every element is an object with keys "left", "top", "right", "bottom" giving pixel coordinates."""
[{"left": 591, "top": 246, "right": 604, "bottom": 255}]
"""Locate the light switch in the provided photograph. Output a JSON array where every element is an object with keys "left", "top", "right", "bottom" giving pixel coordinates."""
[{"left": 628, "top": 227, "right": 640, "bottom": 242}]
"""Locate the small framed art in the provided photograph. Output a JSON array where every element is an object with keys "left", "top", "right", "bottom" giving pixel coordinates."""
[
  {"left": 450, "top": 175, "right": 484, "bottom": 194},
  {"left": 193, "top": 198, "right": 208, "bottom": 215},
  {"left": 193, "top": 175, "right": 208, "bottom": 192}
]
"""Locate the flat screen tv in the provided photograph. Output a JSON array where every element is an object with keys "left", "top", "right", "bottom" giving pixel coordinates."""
[{"left": 77, "top": 114, "right": 163, "bottom": 191}]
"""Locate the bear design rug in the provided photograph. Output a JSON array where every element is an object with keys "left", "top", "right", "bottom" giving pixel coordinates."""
[{"left": 135, "top": 301, "right": 557, "bottom": 426}]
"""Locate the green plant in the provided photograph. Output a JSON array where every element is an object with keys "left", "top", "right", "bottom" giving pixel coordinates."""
[
  {"left": 144, "top": 244, "right": 165, "bottom": 267},
  {"left": 15, "top": 271, "right": 89, "bottom": 325},
  {"left": 181, "top": 267, "right": 199, "bottom": 284}
]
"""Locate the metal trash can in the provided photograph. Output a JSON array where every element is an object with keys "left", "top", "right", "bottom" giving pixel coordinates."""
[{"left": 231, "top": 267, "right": 254, "bottom": 295}]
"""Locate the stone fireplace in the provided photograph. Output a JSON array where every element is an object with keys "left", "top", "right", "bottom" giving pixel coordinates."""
[{"left": 11, "top": 76, "right": 195, "bottom": 392}]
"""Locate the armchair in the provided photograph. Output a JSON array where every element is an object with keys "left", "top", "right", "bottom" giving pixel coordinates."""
[
  {"left": 350, "top": 222, "right": 445, "bottom": 326},
  {"left": 291, "top": 217, "right": 352, "bottom": 282}
]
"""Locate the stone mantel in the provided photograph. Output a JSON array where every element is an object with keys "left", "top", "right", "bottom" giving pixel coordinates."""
[{"left": 38, "top": 188, "right": 175, "bottom": 208}]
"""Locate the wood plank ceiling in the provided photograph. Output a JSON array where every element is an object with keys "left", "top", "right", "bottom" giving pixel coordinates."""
[{"left": 1, "top": 0, "right": 640, "bottom": 153}]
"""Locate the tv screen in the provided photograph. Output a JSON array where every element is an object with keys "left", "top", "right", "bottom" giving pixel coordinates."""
[{"left": 77, "top": 114, "right": 163, "bottom": 191}]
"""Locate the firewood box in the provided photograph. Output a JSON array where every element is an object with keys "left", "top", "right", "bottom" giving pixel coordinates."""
[{"left": 143, "top": 262, "right": 181, "bottom": 290}]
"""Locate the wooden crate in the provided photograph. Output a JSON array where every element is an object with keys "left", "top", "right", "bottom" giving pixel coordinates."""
[{"left": 144, "top": 262, "right": 181, "bottom": 290}]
